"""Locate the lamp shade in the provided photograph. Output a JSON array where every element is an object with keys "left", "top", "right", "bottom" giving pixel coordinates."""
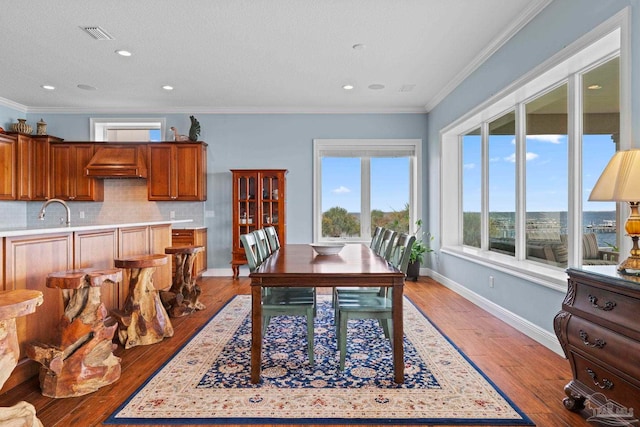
[{"left": 589, "top": 149, "right": 640, "bottom": 202}]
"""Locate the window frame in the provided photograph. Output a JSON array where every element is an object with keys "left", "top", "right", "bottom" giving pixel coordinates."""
[
  {"left": 441, "top": 14, "right": 629, "bottom": 287},
  {"left": 313, "top": 139, "right": 422, "bottom": 243},
  {"left": 90, "top": 118, "right": 166, "bottom": 142}
]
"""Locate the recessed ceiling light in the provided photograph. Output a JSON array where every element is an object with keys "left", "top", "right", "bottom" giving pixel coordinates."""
[
  {"left": 115, "top": 50, "right": 132, "bottom": 57},
  {"left": 41, "top": 85, "right": 55, "bottom": 90},
  {"left": 342, "top": 84, "right": 354, "bottom": 90},
  {"left": 77, "top": 84, "right": 97, "bottom": 91},
  {"left": 587, "top": 84, "right": 602, "bottom": 90},
  {"left": 352, "top": 44, "right": 366, "bottom": 50},
  {"left": 368, "top": 84, "right": 385, "bottom": 90},
  {"left": 162, "top": 85, "right": 174, "bottom": 91}
]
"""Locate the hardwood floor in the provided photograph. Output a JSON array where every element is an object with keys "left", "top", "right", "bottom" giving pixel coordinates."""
[{"left": 0, "top": 276, "right": 595, "bottom": 427}]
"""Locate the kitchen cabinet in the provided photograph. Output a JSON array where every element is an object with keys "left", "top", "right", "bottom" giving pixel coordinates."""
[
  {"left": 11, "top": 133, "right": 64, "bottom": 201},
  {"left": 171, "top": 227, "right": 208, "bottom": 277},
  {"left": 230, "top": 169, "right": 286, "bottom": 278},
  {"left": 2, "top": 232, "right": 73, "bottom": 392},
  {"left": 149, "top": 224, "right": 173, "bottom": 291},
  {"left": 555, "top": 267, "right": 640, "bottom": 414},
  {"left": 74, "top": 228, "right": 119, "bottom": 310},
  {"left": 147, "top": 142, "right": 207, "bottom": 201},
  {"left": 50, "top": 143, "right": 104, "bottom": 201},
  {"left": 0, "top": 133, "right": 17, "bottom": 200}
]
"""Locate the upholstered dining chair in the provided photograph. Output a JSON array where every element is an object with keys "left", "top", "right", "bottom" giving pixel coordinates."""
[
  {"left": 240, "top": 233, "right": 316, "bottom": 365},
  {"left": 335, "top": 232, "right": 415, "bottom": 370}
]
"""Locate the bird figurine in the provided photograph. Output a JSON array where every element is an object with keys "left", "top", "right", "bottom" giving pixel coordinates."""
[
  {"left": 188, "top": 115, "right": 201, "bottom": 141},
  {"left": 170, "top": 127, "right": 189, "bottom": 141}
]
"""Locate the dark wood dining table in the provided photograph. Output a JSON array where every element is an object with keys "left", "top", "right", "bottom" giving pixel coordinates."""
[{"left": 249, "top": 243, "right": 406, "bottom": 384}]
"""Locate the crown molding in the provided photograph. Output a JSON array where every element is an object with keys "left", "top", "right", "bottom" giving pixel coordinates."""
[
  {"left": 0, "top": 96, "right": 28, "bottom": 113},
  {"left": 424, "top": 0, "right": 552, "bottom": 112}
]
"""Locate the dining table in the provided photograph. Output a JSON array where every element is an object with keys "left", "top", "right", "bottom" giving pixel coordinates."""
[{"left": 249, "top": 243, "right": 406, "bottom": 384}]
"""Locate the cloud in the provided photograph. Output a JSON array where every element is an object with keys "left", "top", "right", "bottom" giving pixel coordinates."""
[
  {"left": 489, "top": 157, "right": 501, "bottom": 162},
  {"left": 463, "top": 163, "right": 475, "bottom": 169},
  {"left": 504, "top": 152, "right": 539, "bottom": 162},
  {"left": 527, "top": 134, "right": 564, "bottom": 144},
  {"left": 332, "top": 185, "right": 351, "bottom": 194}
]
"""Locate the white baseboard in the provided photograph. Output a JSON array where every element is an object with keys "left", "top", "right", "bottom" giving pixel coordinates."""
[
  {"left": 426, "top": 268, "right": 564, "bottom": 356},
  {"left": 202, "top": 267, "right": 246, "bottom": 277}
]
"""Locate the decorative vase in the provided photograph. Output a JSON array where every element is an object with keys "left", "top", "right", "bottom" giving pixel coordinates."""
[
  {"left": 36, "top": 118, "right": 47, "bottom": 135},
  {"left": 11, "top": 119, "right": 33, "bottom": 134}
]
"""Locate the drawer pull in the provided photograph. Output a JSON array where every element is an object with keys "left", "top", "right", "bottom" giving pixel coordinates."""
[
  {"left": 586, "top": 368, "right": 614, "bottom": 390},
  {"left": 588, "top": 295, "right": 616, "bottom": 311},
  {"left": 579, "top": 330, "right": 606, "bottom": 349}
]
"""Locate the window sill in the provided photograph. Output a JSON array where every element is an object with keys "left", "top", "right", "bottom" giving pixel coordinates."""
[{"left": 440, "top": 245, "right": 568, "bottom": 292}]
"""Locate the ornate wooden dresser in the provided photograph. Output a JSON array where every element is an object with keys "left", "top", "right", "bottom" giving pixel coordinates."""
[{"left": 555, "top": 267, "right": 640, "bottom": 414}]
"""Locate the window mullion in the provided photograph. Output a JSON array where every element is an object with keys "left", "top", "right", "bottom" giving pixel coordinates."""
[
  {"left": 362, "top": 157, "right": 371, "bottom": 239},
  {"left": 515, "top": 103, "right": 527, "bottom": 260},
  {"left": 480, "top": 122, "right": 489, "bottom": 250},
  {"left": 567, "top": 73, "right": 583, "bottom": 267}
]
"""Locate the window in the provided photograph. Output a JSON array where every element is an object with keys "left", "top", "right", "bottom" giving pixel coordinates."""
[
  {"left": 441, "top": 24, "right": 625, "bottom": 280},
  {"left": 90, "top": 118, "right": 165, "bottom": 142},
  {"left": 313, "top": 139, "right": 421, "bottom": 242}
]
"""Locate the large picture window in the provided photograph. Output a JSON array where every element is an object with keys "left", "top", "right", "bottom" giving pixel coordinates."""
[
  {"left": 441, "top": 27, "right": 624, "bottom": 280},
  {"left": 313, "top": 139, "right": 421, "bottom": 242}
]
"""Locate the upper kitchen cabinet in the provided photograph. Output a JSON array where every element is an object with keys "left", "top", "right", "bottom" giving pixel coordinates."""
[
  {"left": 50, "top": 143, "right": 104, "bottom": 201},
  {"left": 147, "top": 142, "right": 207, "bottom": 201},
  {"left": 0, "top": 133, "right": 17, "bottom": 200},
  {"left": 12, "top": 133, "right": 63, "bottom": 201}
]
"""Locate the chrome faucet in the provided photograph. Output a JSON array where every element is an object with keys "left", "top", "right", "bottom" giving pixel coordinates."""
[{"left": 38, "top": 199, "right": 71, "bottom": 225}]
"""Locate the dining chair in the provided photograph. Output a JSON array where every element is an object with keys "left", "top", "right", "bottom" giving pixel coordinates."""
[
  {"left": 264, "top": 226, "right": 280, "bottom": 251},
  {"left": 370, "top": 226, "right": 383, "bottom": 250},
  {"left": 377, "top": 229, "right": 397, "bottom": 261},
  {"left": 253, "top": 229, "right": 272, "bottom": 259},
  {"left": 372, "top": 227, "right": 386, "bottom": 254},
  {"left": 335, "top": 232, "right": 415, "bottom": 370},
  {"left": 240, "top": 233, "right": 316, "bottom": 365}
]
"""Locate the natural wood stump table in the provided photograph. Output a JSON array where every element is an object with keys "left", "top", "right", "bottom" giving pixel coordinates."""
[
  {"left": 160, "top": 245, "right": 205, "bottom": 317},
  {"left": 26, "top": 268, "right": 122, "bottom": 398},
  {"left": 0, "top": 289, "right": 44, "bottom": 427},
  {"left": 112, "top": 254, "right": 174, "bottom": 349}
]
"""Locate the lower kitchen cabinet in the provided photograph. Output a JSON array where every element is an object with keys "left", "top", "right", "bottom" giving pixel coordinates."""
[{"left": 171, "top": 227, "right": 207, "bottom": 277}]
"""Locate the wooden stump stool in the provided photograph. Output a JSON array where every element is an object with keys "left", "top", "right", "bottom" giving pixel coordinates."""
[
  {"left": 112, "top": 254, "right": 174, "bottom": 349},
  {"left": 26, "top": 268, "right": 122, "bottom": 398},
  {"left": 161, "top": 245, "right": 205, "bottom": 317},
  {"left": 0, "top": 290, "right": 44, "bottom": 426}
]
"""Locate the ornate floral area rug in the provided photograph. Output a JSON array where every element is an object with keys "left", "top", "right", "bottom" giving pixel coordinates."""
[{"left": 105, "top": 295, "right": 533, "bottom": 425}]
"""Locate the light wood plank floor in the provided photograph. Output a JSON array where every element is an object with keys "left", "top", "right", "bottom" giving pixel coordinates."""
[{"left": 0, "top": 276, "right": 596, "bottom": 427}]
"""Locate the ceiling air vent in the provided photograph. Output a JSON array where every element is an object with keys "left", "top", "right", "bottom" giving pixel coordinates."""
[{"left": 81, "top": 26, "right": 114, "bottom": 40}]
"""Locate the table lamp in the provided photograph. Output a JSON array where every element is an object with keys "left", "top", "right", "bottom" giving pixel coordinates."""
[{"left": 589, "top": 149, "right": 640, "bottom": 273}]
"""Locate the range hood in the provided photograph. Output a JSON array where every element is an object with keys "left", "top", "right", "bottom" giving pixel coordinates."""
[{"left": 85, "top": 144, "right": 148, "bottom": 178}]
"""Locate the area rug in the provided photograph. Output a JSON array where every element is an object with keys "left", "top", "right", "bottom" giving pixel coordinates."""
[{"left": 105, "top": 295, "right": 534, "bottom": 425}]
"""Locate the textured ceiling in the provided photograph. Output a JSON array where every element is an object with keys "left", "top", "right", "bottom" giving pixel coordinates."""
[{"left": 1, "top": 0, "right": 549, "bottom": 113}]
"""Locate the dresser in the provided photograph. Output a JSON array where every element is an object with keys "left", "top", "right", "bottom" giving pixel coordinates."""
[{"left": 554, "top": 267, "right": 640, "bottom": 413}]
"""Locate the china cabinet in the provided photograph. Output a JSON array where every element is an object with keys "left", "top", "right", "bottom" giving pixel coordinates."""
[{"left": 230, "top": 169, "right": 287, "bottom": 278}]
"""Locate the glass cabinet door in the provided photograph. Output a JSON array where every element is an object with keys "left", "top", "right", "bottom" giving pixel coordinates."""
[{"left": 237, "top": 174, "right": 257, "bottom": 238}]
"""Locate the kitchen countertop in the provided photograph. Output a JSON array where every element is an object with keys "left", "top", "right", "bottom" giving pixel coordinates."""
[{"left": 0, "top": 219, "right": 193, "bottom": 238}]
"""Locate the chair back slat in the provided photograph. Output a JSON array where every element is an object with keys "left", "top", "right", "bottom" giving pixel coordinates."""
[
  {"left": 370, "top": 226, "right": 383, "bottom": 249},
  {"left": 264, "top": 226, "right": 281, "bottom": 251},
  {"left": 379, "top": 229, "right": 397, "bottom": 261},
  {"left": 253, "top": 229, "right": 271, "bottom": 261}
]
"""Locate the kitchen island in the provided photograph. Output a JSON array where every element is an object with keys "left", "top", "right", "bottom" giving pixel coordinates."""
[{"left": 0, "top": 219, "right": 193, "bottom": 393}]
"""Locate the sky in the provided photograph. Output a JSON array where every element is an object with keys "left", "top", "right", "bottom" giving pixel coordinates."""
[
  {"left": 463, "top": 133, "right": 616, "bottom": 213},
  {"left": 321, "top": 157, "right": 410, "bottom": 213}
]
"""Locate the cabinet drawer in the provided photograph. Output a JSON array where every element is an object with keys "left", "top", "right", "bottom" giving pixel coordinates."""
[
  {"left": 567, "top": 316, "right": 640, "bottom": 381},
  {"left": 571, "top": 282, "right": 639, "bottom": 334},
  {"left": 570, "top": 351, "right": 640, "bottom": 411}
]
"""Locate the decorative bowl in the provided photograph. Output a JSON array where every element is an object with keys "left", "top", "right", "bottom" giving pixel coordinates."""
[{"left": 310, "top": 242, "right": 345, "bottom": 256}]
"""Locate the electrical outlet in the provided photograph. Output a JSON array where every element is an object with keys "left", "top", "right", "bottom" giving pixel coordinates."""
[
  {"left": 79, "top": 211, "right": 85, "bottom": 219},
  {"left": 170, "top": 211, "right": 175, "bottom": 219},
  {"left": 205, "top": 210, "right": 215, "bottom": 218},
  {"left": 489, "top": 276, "right": 494, "bottom": 288}
]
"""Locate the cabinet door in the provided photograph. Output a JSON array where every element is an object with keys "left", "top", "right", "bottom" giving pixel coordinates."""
[
  {"left": 0, "top": 134, "right": 17, "bottom": 200},
  {"left": 51, "top": 144, "right": 103, "bottom": 201},
  {"left": 175, "top": 145, "right": 204, "bottom": 200},
  {"left": 149, "top": 224, "right": 172, "bottom": 291},
  {"left": 3, "top": 233, "right": 73, "bottom": 391},
  {"left": 74, "top": 229, "right": 119, "bottom": 310},
  {"left": 118, "top": 226, "right": 150, "bottom": 302},
  {"left": 147, "top": 145, "right": 174, "bottom": 200},
  {"left": 16, "top": 135, "right": 50, "bottom": 201}
]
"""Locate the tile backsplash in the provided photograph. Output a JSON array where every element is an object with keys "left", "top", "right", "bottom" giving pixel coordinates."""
[{"left": 18, "top": 180, "right": 204, "bottom": 228}]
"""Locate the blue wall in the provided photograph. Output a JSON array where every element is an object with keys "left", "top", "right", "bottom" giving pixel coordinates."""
[
  {"left": 8, "top": 112, "right": 427, "bottom": 272},
  {"left": 426, "top": 0, "right": 637, "bottom": 338}
]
